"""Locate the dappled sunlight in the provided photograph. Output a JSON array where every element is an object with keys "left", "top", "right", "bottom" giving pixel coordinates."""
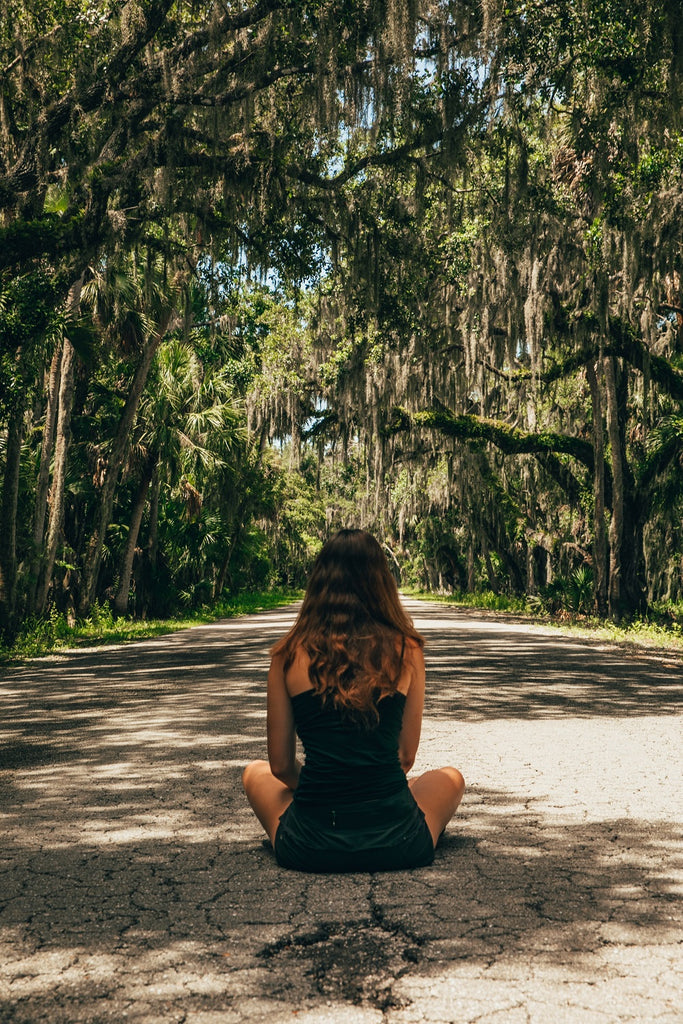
[
  {"left": 2, "top": 792, "right": 679, "bottom": 1020},
  {"left": 1, "top": 600, "right": 681, "bottom": 1022},
  {"left": 413, "top": 610, "right": 682, "bottom": 719}
]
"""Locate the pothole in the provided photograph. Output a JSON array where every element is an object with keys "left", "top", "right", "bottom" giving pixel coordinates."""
[{"left": 259, "top": 919, "right": 420, "bottom": 1007}]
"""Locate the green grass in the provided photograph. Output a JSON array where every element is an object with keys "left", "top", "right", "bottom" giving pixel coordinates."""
[
  {"left": 402, "top": 588, "right": 683, "bottom": 654},
  {"left": 4, "top": 586, "right": 682, "bottom": 664},
  {"left": 0, "top": 589, "right": 303, "bottom": 664},
  {"left": 542, "top": 614, "right": 683, "bottom": 653},
  {"left": 402, "top": 587, "right": 530, "bottom": 614}
]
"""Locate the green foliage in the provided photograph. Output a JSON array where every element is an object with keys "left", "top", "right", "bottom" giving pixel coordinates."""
[
  {"left": 0, "top": 589, "right": 301, "bottom": 664},
  {"left": 439, "top": 222, "right": 482, "bottom": 289},
  {"left": 402, "top": 588, "right": 530, "bottom": 614},
  {"left": 0, "top": 271, "right": 61, "bottom": 416},
  {"left": 2, "top": 0, "right": 683, "bottom": 637},
  {"left": 538, "top": 567, "right": 596, "bottom": 615},
  {"left": 408, "top": 588, "right": 683, "bottom": 650}
]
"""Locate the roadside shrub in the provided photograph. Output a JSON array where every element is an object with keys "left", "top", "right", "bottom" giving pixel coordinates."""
[{"left": 539, "top": 567, "right": 594, "bottom": 615}]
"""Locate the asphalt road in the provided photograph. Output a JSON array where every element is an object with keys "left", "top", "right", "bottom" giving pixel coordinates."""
[{"left": 1, "top": 599, "right": 681, "bottom": 1023}]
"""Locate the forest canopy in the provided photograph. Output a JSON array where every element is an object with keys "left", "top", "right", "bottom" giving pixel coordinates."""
[{"left": 1, "top": 0, "right": 682, "bottom": 639}]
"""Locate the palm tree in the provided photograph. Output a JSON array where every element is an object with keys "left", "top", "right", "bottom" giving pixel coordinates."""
[{"left": 112, "top": 336, "right": 243, "bottom": 615}]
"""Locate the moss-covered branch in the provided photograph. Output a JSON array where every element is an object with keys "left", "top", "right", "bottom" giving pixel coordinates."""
[
  {"left": 388, "top": 407, "right": 597, "bottom": 470},
  {"left": 386, "top": 405, "right": 617, "bottom": 507}
]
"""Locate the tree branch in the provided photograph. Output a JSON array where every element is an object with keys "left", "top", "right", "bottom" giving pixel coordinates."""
[
  {"left": 387, "top": 406, "right": 598, "bottom": 472},
  {"left": 287, "top": 125, "right": 447, "bottom": 191}
]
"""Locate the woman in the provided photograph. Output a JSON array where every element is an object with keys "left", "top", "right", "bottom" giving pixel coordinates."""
[{"left": 242, "top": 529, "right": 465, "bottom": 872}]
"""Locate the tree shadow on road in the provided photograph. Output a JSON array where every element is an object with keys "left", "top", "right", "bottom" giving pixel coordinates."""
[
  {"left": 0, "top": 616, "right": 680, "bottom": 792},
  {"left": 1, "top": 611, "right": 681, "bottom": 1019},
  {"left": 1, "top": 780, "right": 680, "bottom": 1020},
  {"left": 423, "top": 628, "right": 682, "bottom": 719}
]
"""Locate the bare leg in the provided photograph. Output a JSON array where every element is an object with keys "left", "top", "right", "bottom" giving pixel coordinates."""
[
  {"left": 409, "top": 767, "right": 465, "bottom": 846},
  {"left": 242, "top": 760, "right": 295, "bottom": 844}
]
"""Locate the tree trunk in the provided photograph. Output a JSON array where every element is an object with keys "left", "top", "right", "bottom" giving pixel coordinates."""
[
  {"left": 26, "top": 342, "right": 62, "bottom": 612},
  {"left": 214, "top": 526, "right": 239, "bottom": 600},
  {"left": 586, "top": 358, "right": 608, "bottom": 616},
  {"left": 527, "top": 546, "right": 536, "bottom": 594},
  {"left": 113, "top": 452, "right": 158, "bottom": 616},
  {"left": 483, "top": 536, "right": 499, "bottom": 593},
  {"left": 37, "top": 339, "right": 77, "bottom": 614},
  {"left": 0, "top": 381, "right": 27, "bottom": 639},
  {"left": 147, "top": 467, "right": 161, "bottom": 569},
  {"left": 466, "top": 541, "right": 475, "bottom": 592},
  {"left": 79, "top": 313, "right": 173, "bottom": 616},
  {"left": 603, "top": 354, "right": 646, "bottom": 616},
  {"left": 213, "top": 492, "right": 253, "bottom": 600},
  {"left": 603, "top": 355, "right": 625, "bottom": 617}
]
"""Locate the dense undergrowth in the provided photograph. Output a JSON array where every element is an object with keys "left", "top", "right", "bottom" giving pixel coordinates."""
[{"left": 0, "top": 589, "right": 302, "bottom": 664}]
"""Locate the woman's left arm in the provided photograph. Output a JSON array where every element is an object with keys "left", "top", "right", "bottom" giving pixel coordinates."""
[
  {"left": 266, "top": 653, "right": 301, "bottom": 790},
  {"left": 397, "top": 644, "right": 425, "bottom": 774}
]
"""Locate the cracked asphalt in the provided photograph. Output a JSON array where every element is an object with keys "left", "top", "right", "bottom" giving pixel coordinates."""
[{"left": 1, "top": 598, "right": 681, "bottom": 1024}]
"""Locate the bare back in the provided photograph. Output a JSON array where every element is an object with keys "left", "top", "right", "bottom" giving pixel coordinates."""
[{"left": 282, "top": 637, "right": 422, "bottom": 699}]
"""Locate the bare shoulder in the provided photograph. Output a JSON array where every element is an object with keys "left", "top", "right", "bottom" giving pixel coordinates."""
[
  {"left": 397, "top": 637, "right": 425, "bottom": 694},
  {"left": 268, "top": 649, "right": 286, "bottom": 676},
  {"left": 404, "top": 637, "right": 425, "bottom": 666},
  {"left": 283, "top": 644, "right": 313, "bottom": 697}
]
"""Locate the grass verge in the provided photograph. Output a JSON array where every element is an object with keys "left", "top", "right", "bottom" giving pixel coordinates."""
[
  {"left": 402, "top": 588, "right": 683, "bottom": 654},
  {"left": 0, "top": 589, "right": 303, "bottom": 665},
  {"left": 4, "top": 587, "right": 681, "bottom": 664}
]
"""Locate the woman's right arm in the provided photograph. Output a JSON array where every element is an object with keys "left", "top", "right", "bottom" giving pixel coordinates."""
[
  {"left": 266, "top": 652, "right": 301, "bottom": 790},
  {"left": 397, "top": 643, "right": 425, "bottom": 774}
]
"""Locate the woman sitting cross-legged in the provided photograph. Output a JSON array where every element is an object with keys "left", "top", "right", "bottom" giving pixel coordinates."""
[{"left": 242, "top": 528, "right": 465, "bottom": 873}]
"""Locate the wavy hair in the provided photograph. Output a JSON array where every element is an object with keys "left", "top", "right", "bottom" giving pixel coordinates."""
[{"left": 272, "top": 529, "right": 424, "bottom": 725}]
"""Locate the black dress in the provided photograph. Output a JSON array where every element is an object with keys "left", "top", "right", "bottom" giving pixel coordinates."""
[{"left": 273, "top": 689, "right": 434, "bottom": 873}]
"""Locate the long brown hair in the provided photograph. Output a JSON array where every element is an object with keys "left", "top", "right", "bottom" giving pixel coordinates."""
[{"left": 272, "top": 529, "right": 424, "bottom": 724}]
